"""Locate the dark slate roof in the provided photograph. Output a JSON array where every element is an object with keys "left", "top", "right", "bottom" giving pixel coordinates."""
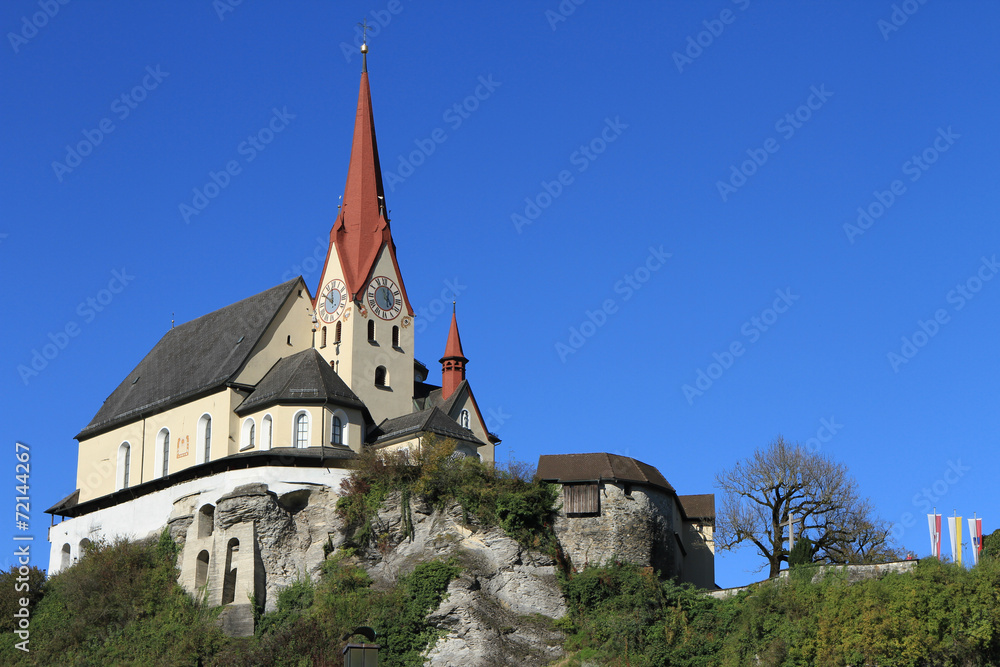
[
  {"left": 678, "top": 494, "right": 715, "bottom": 520},
  {"left": 412, "top": 381, "right": 441, "bottom": 410},
  {"left": 370, "top": 406, "right": 485, "bottom": 447},
  {"left": 422, "top": 380, "right": 465, "bottom": 413},
  {"left": 78, "top": 278, "right": 303, "bottom": 439},
  {"left": 536, "top": 453, "right": 676, "bottom": 493},
  {"left": 237, "top": 349, "right": 364, "bottom": 414}
]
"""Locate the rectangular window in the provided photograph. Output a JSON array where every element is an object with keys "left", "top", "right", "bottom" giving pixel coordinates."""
[{"left": 563, "top": 483, "right": 600, "bottom": 515}]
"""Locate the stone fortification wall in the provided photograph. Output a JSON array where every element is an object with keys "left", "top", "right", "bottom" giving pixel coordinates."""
[
  {"left": 709, "top": 559, "right": 920, "bottom": 599},
  {"left": 550, "top": 482, "right": 679, "bottom": 577}
]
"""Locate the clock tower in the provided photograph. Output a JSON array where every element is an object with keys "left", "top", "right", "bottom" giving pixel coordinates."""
[{"left": 314, "top": 45, "right": 415, "bottom": 423}]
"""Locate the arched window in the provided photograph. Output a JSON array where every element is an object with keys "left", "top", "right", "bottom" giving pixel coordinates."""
[
  {"left": 367, "top": 319, "right": 376, "bottom": 342},
  {"left": 61, "top": 543, "right": 71, "bottom": 570},
  {"left": 197, "top": 504, "right": 215, "bottom": 539},
  {"left": 198, "top": 414, "right": 212, "bottom": 464},
  {"left": 79, "top": 538, "right": 92, "bottom": 560},
  {"left": 261, "top": 414, "right": 273, "bottom": 451},
  {"left": 331, "top": 416, "right": 343, "bottom": 446},
  {"left": 460, "top": 409, "right": 470, "bottom": 429},
  {"left": 196, "top": 550, "right": 210, "bottom": 589},
  {"left": 116, "top": 442, "right": 131, "bottom": 490},
  {"left": 241, "top": 418, "right": 256, "bottom": 450},
  {"left": 158, "top": 428, "right": 170, "bottom": 478},
  {"left": 321, "top": 326, "right": 327, "bottom": 348},
  {"left": 374, "top": 365, "right": 387, "bottom": 387},
  {"left": 294, "top": 412, "right": 310, "bottom": 448},
  {"left": 392, "top": 325, "right": 400, "bottom": 348},
  {"left": 334, "top": 321, "right": 342, "bottom": 344},
  {"left": 222, "top": 538, "right": 239, "bottom": 605}
]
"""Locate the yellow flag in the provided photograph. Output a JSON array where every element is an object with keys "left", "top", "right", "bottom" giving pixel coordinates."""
[{"left": 956, "top": 517, "right": 962, "bottom": 565}]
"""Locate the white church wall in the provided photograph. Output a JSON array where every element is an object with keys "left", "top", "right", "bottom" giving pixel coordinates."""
[{"left": 47, "top": 464, "right": 351, "bottom": 575}]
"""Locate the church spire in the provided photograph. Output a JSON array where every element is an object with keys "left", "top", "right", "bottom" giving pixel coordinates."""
[
  {"left": 328, "top": 41, "right": 393, "bottom": 301},
  {"left": 440, "top": 304, "right": 468, "bottom": 401}
]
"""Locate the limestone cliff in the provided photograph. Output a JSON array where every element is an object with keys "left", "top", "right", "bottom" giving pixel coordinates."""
[{"left": 170, "top": 483, "right": 568, "bottom": 665}]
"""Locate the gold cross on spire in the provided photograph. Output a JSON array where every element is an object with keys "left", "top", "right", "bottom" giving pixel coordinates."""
[{"left": 358, "top": 18, "right": 372, "bottom": 47}]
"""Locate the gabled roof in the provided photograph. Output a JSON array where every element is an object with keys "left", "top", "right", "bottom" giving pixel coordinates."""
[
  {"left": 78, "top": 278, "right": 303, "bottom": 439},
  {"left": 236, "top": 348, "right": 365, "bottom": 414},
  {"left": 421, "top": 379, "right": 500, "bottom": 445},
  {"left": 536, "top": 453, "right": 676, "bottom": 494},
  {"left": 370, "top": 406, "right": 486, "bottom": 448},
  {"left": 678, "top": 494, "right": 716, "bottom": 521}
]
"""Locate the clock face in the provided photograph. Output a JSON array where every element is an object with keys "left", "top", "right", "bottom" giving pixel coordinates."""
[
  {"left": 365, "top": 276, "right": 402, "bottom": 320},
  {"left": 318, "top": 279, "right": 348, "bottom": 323}
]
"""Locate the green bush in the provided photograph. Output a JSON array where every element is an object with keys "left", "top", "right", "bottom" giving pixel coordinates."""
[
  {"left": 337, "top": 436, "right": 560, "bottom": 554},
  {"left": 559, "top": 557, "right": 1000, "bottom": 667}
]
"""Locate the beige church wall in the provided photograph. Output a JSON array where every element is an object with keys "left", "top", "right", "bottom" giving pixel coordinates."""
[
  {"left": 75, "top": 388, "right": 234, "bottom": 503},
  {"left": 235, "top": 405, "right": 365, "bottom": 452},
  {"left": 347, "top": 247, "right": 415, "bottom": 423},
  {"left": 445, "top": 392, "right": 495, "bottom": 464},
  {"left": 232, "top": 282, "right": 315, "bottom": 387}
]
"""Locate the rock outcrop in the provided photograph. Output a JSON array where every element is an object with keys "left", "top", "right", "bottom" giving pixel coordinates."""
[
  {"left": 172, "top": 483, "right": 567, "bottom": 663},
  {"left": 358, "top": 492, "right": 567, "bottom": 665}
]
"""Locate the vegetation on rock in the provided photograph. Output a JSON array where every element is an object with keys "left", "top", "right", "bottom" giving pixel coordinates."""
[{"left": 337, "top": 436, "right": 561, "bottom": 553}]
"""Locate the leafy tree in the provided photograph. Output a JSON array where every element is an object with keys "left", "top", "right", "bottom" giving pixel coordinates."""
[{"left": 716, "top": 436, "right": 899, "bottom": 577}]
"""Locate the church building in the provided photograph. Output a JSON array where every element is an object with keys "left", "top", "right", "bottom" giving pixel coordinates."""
[
  {"left": 45, "top": 46, "right": 716, "bottom": 627},
  {"left": 45, "top": 45, "right": 496, "bottom": 573}
]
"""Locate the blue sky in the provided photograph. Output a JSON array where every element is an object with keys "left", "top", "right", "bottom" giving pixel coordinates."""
[{"left": 2, "top": 1, "right": 998, "bottom": 587}]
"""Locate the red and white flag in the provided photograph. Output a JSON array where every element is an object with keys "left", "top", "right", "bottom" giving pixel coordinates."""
[
  {"left": 928, "top": 513, "right": 942, "bottom": 558},
  {"left": 968, "top": 517, "right": 984, "bottom": 565}
]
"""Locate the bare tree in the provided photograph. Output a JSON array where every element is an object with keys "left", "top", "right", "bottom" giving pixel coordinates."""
[{"left": 716, "top": 436, "right": 899, "bottom": 577}]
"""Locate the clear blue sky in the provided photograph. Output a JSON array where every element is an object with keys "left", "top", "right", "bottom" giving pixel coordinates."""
[{"left": 2, "top": 1, "right": 998, "bottom": 587}]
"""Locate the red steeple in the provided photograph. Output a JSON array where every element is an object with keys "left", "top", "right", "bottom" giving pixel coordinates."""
[
  {"left": 322, "top": 46, "right": 412, "bottom": 314},
  {"left": 440, "top": 305, "right": 468, "bottom": 401}
]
